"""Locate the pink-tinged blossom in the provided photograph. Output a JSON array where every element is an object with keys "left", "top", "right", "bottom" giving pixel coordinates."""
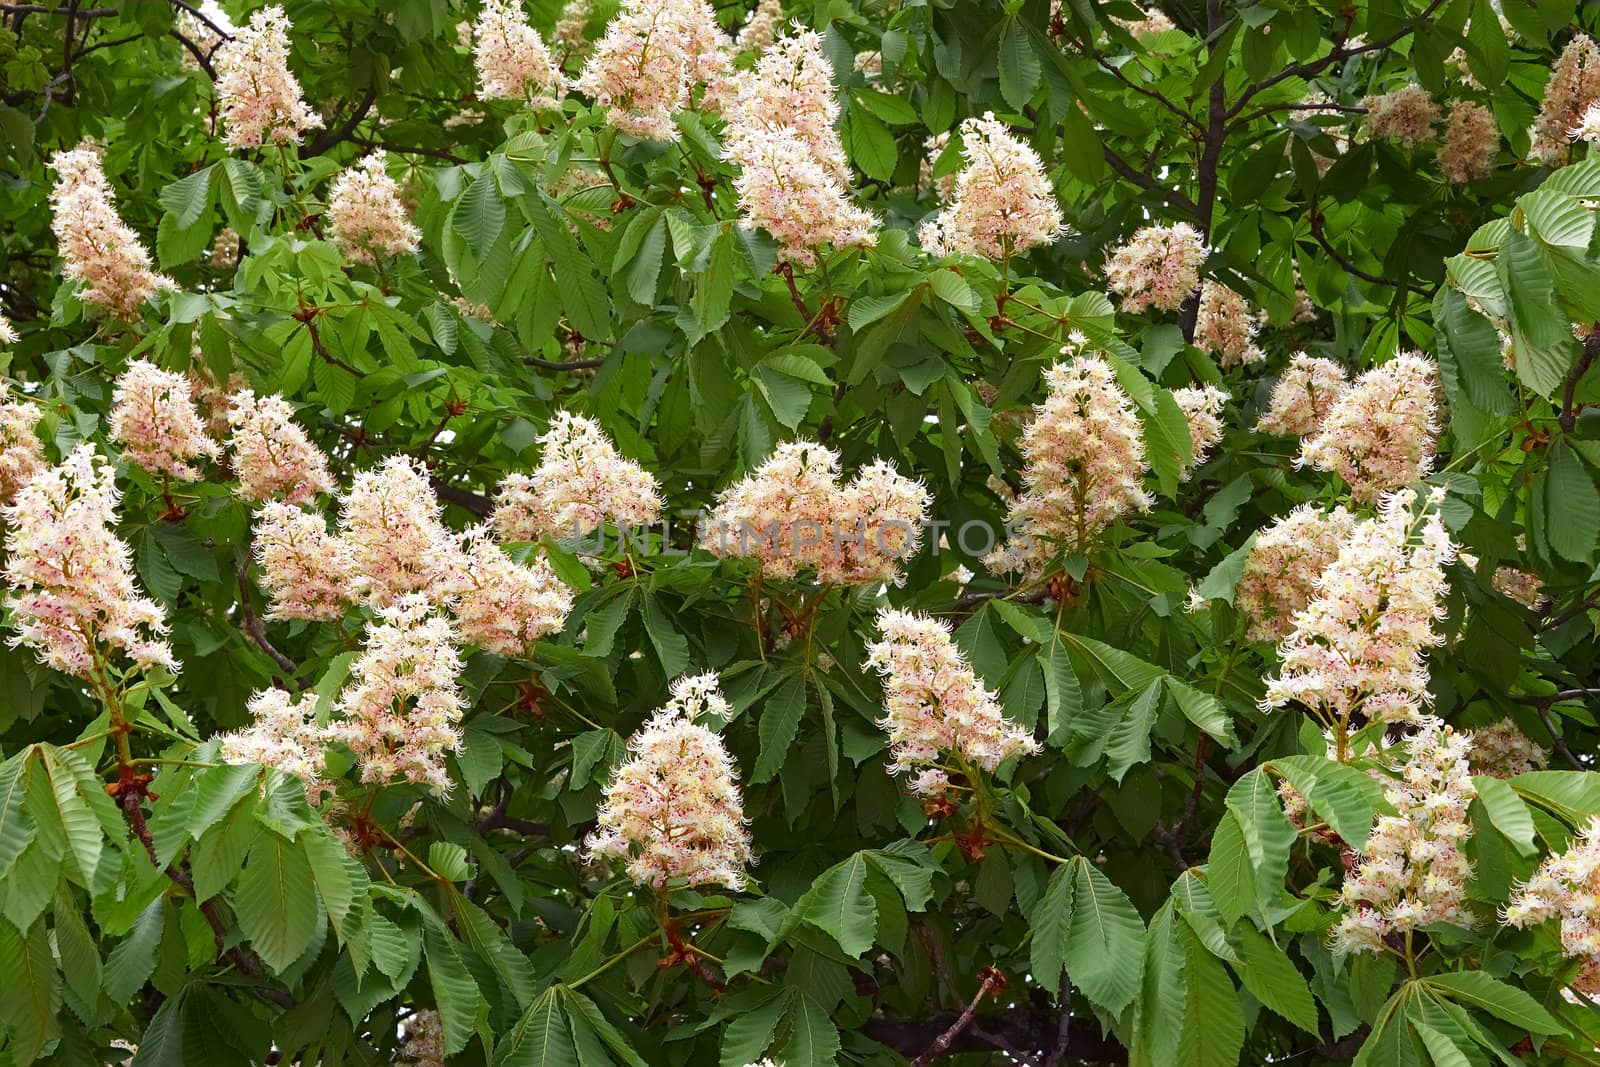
[
  {"left": 1504, "top": 817, "right": 1600, "bottom": 993},
  {"left": 330, "top": 593, "right": 466, "bottom": 793},
  {"left": 398, "top": 1011, "right": 447, "bottom": 1067},
  {"left": 326, "top": 152, "right": 421, "bottom": 266},
  {"left": 473, "top": 0, "right": 565, "bottom": 108},
  {"left": 0, "top": 315, "right": 17, "bottom": 346},
  {"left": 214, "top": 5, "right": 323, "bottom": 151},
  {"left": 218, "top": 688, "right": 334, "bottom": 804},
  {"left": 1531, "top": 35, "right": 1600, "bottom": 164},
  {"left": 1334, "top": 719, "right": 1476, "bottom": 953},
  {"left": 210, "top": 228, "right": 241, "bottom": 269},
  {"left": 1172, "top": 384, "right": 1228, "bottom": 478},
  {"left": 1298, "top": 352, "right": 1440, "bottom": 502},
  {"left": 252, "top": 502, "right": 351, "bottom": 621},
  {"left": 918, "top": 113, "right": 1063, "bottom": 261},
  {"left": 491, "top": 412, "right": 663, "bottom": 542},
  {"left": 338, "top": 456, "right": 459, "bottom": 608},
  {"left": 108, "top": 359, "right": 220, "bottom": 481},
  {"left": 553, "top": 0, "right": 594, "bottom": 53},
  {"left": 3, "top": 444, "right": 175, "bottom": 678},
  {"left": 0, "top": 383, "right": 45, "bottom": 506},
  {"left": 225, "top": 390, "right": 336, "bottom": 505},
  {"left": 733, "top": 0, "right": 783, "bottom": 52},
  {"left": 1110, "top": 7, "right": 1175, "bottom": 37},
  {"left": 575, "top": 0, "right": 731, "bottom": 141},
  {"left": 1438, "top": 101, "right": 1499, "bottom": 183},
  {"left": 1235, "top": 504, "right": 1357, "bottom": 644},
  {"left": 1264, "top": 488, "right": 1456, "bottom": 731},
  {"left": 722, "top": 26, "right": 848, "bottom": 180},
  {"left": 1362, "top": 85, "right": 1440, "bottom": 149},
  {"left": 1492, "top": 564, "right": 1546, "bottom": 609},
  {"left": 48, "top": 142, "right": 174, "bottom": 319},
  {"left": 867, "top": 609, "right": 1039, "bottom": 796},
  {"left": 444, "top": 526, "right": 573, "bottom": 656},
  {"left": 920, "top": 130, "right": 957, "bottom": 200},
  {"left": 1575, "top": 102, "right": 1600, "bottom": 146},
  {"left": 585, "top": 673, "right": 754, "bottom": 890},
  {"left": 1103, "top": 223, "right": 1206, "bottom": 314},
  {"left": 986, "top": 356, "right": 1151, "bottom": 577},
  {"left": 1194, "top": 282, "right": 1264, "bottom": 367},
  {"left": 1257, "top": 353, "right": 1348, "bottom": 437},
  {"left": 1471, "top": 718, "right": 1548, "bottom": 779},
  {"left": 702, "top": 440, "right": 929, "bottom": 585},
  {"left": 725, "top": 123, "right": 878, "bottom": 266}
]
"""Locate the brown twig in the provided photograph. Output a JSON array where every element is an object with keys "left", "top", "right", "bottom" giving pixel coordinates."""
[
  {"left": 234, "top": 563, "right": 300, "bottom": 679},
  {"left": 910, "top": 968, "right": 1008, "bottom": 1067},
  {"left": 1558, "top": 327, "right": 1599, "bottom": 434}
]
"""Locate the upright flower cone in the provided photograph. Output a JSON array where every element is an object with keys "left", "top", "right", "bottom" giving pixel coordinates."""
[
  {"left": 214, "top": 5, "right": 323, "bottom": 150},
  {"left": 48, "top": 142, "right": 174, "bottom": 319},
  {"left": 585, "top": 674, "right": 754, "bottom": 890},
  {"left": 917, "top": 113, "right": 1063, "bottom": 260},
  {"left": 867, "top": 609, "right": 1040, "bottom": 797},
  {"left": 326, "top": 152, "right": 422, "bottom": 265},
  {"left": 3, "top": 444, "right": 176, "bottom": 678},
  {"left": 108, "top": 359, "right": 220, "bottom": 481}
]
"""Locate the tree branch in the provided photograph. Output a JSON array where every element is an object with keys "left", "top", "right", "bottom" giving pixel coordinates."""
[
  {"left": 234, "top": 563, "right": 301, "bottom": 680},
  {"left": 861, "top": 1003, "right": 1127, "bottom": 1064},
  {"left": 1308, "top": 205, "right": 1388, "bottom": 285},
  {"left": 1558, "top": 326, "right": 1599, "bottom": 434},
  {"left": 303, "top": 80, "right": 379, "bottom": 158},
  {"left": 429, "top": 476, "right": 494, "bottom": 518}
]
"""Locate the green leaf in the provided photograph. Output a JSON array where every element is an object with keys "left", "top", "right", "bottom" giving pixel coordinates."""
[
  {"left": 1511, "top": 769, "right": 1600, "bottom": 824},
  {"left": 1499, "top": 227, "right": 1580, "bottom": 397},
  {"left": 614, "top": 209, "right": 668, "bottom": 306},
  {"left": 1029, "top": 861, "right": 1075, "bottom": 991},
  {"left": 158, "top": 165, "right": 214, "bottom": 229},
  {"left": 847, "top": 290, "right": 914, "bottom": 332},
  {"left": 720, "top": 990, "right": 788, "bottom": 1067},
  {"left": 0, "top": 750, "right": 36, "bottom": 882},
  {"left": 0, "top": 917, "right": 61, "bottom": 1062},
  {"left": 1545, "top": 442, "right": 1600, "bottom": 564},
  {"left": 1144, "top": 388, "right": 1194, "bottom": 499},
  {"left": 1435, "top": 287, "right": 1513, "bottom": 415},
  {"left": 423, "top": 920, "right": 484, "bottom": 1056},
  {"left": 1271, "top": 755, "right": 1394, "bottom": 848},
  {"left": 1168, "top": 679, "right": 1236, "bottom": 747},
  {"left": 1064, "top": 856, "right": 1145, "bottom": 1014},
  {"left": 998, "top": 18, "right": 1042, "bottom": 110},
  {"left": 1423, "top": 971, "right": 1564, "bottom": 1034},
  {"left": 563, "top": 988, "right": 647, "bottom": 1067},
  {"left": 1225, "top": 768, "right": 1296, "bottom": 905},
  {"left": 1176, "top": 924, "right": 1245, "bottom": 1066},
  {"left": 1106, "top": 680, "right": 1163, "bottom": 782},
  {"left": 1472, "top": 776, "right": 1538, "bottom": 857},
  {"left": 794, "top": 853, "right": 877, "bottom": 957},
  {"left": 781, "top": 991, "right": 842, "bottom": 1067},
  {"left": 451, "top": 173, "right": 506, "bottom": 261},
  {"left": 846, "top": 108, "right": 898, "bottom": 183},
  {"left": 1412, "top": 1020, "right": 1474, "bottom": 1067},
  {"left": 1042, "top": 635, "right": 1082, "bottom": 747},
  {"left": 640, "top": 594, "right": 689, "bottom": 676},
  {"left": 1205, "top": 812, "right": 1258, "bottom": 927},
  {"left": 1233, "top": 926, "right": 1320, "bottom": 1035},
  {"left": 103, "top": 899, "right": 165, "bottom": 1003},
  {"left": 689, "top": 228, "right": 736, "bottom": 343},
  {"left": 497, "top": 988, "right": 577, "bottom": 1067},
  {"left": 753, "top": 673, "right": 807, "bottom": 784},
  {"left": 235, "top": 832, "right": 320, "bottom": 973},
  {"left": 1195, "top": 536, "right": 1256, "bottom": 605}
]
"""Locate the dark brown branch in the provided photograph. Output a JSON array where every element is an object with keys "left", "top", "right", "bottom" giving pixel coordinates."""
[
  {"left": 911, "top": 969, "right": 1007, "bottom": 1066},
  {"left": 1308, "top": 206, "right": 1388, "bottom": 285},
  {"left": 234, "top": 563, "right": 300, "bottom": 679},
  {"left": 165, "top": 0, "right": 233, "bottom": 42},
  {"left": 0, "top": 3, "right": 114, "bottom": 13},
  {"left": 303, "top": 80, "right": 379, "bottom": 158},
  {"left": 1043, "top": 972, "right": 1074, "bottom": 1067},
  {"left": 1532, "top": 702, "right": 1585, "bottom": 770},
  {"left": 1100, "top": 143, "right": 1200, "bottom": 216},
  {"left": 352, "top": 137, "right": 466, "bottom": 164},
  {"left": 1558, "top": 327, "right": 1599, "bottom": 434},
  {"left": 429, "top": 476, "right": 494, "bottom": 518},
  {"left": 1223, "top": 0, "right": 1447, "bottom": 120},
  {"left": 525, "top": 356, "right": 607, "bottom": 370},
  {"left": 169, "top": 28, "right": 215, "bottom": 77},
  {"left": 861, "top": 1003, "right": 1127, "bottom": 1064}
]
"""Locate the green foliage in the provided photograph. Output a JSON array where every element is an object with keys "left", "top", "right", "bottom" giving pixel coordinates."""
[{"left": 0, "top": 0, "right": 1598, "bottom": 1064}]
